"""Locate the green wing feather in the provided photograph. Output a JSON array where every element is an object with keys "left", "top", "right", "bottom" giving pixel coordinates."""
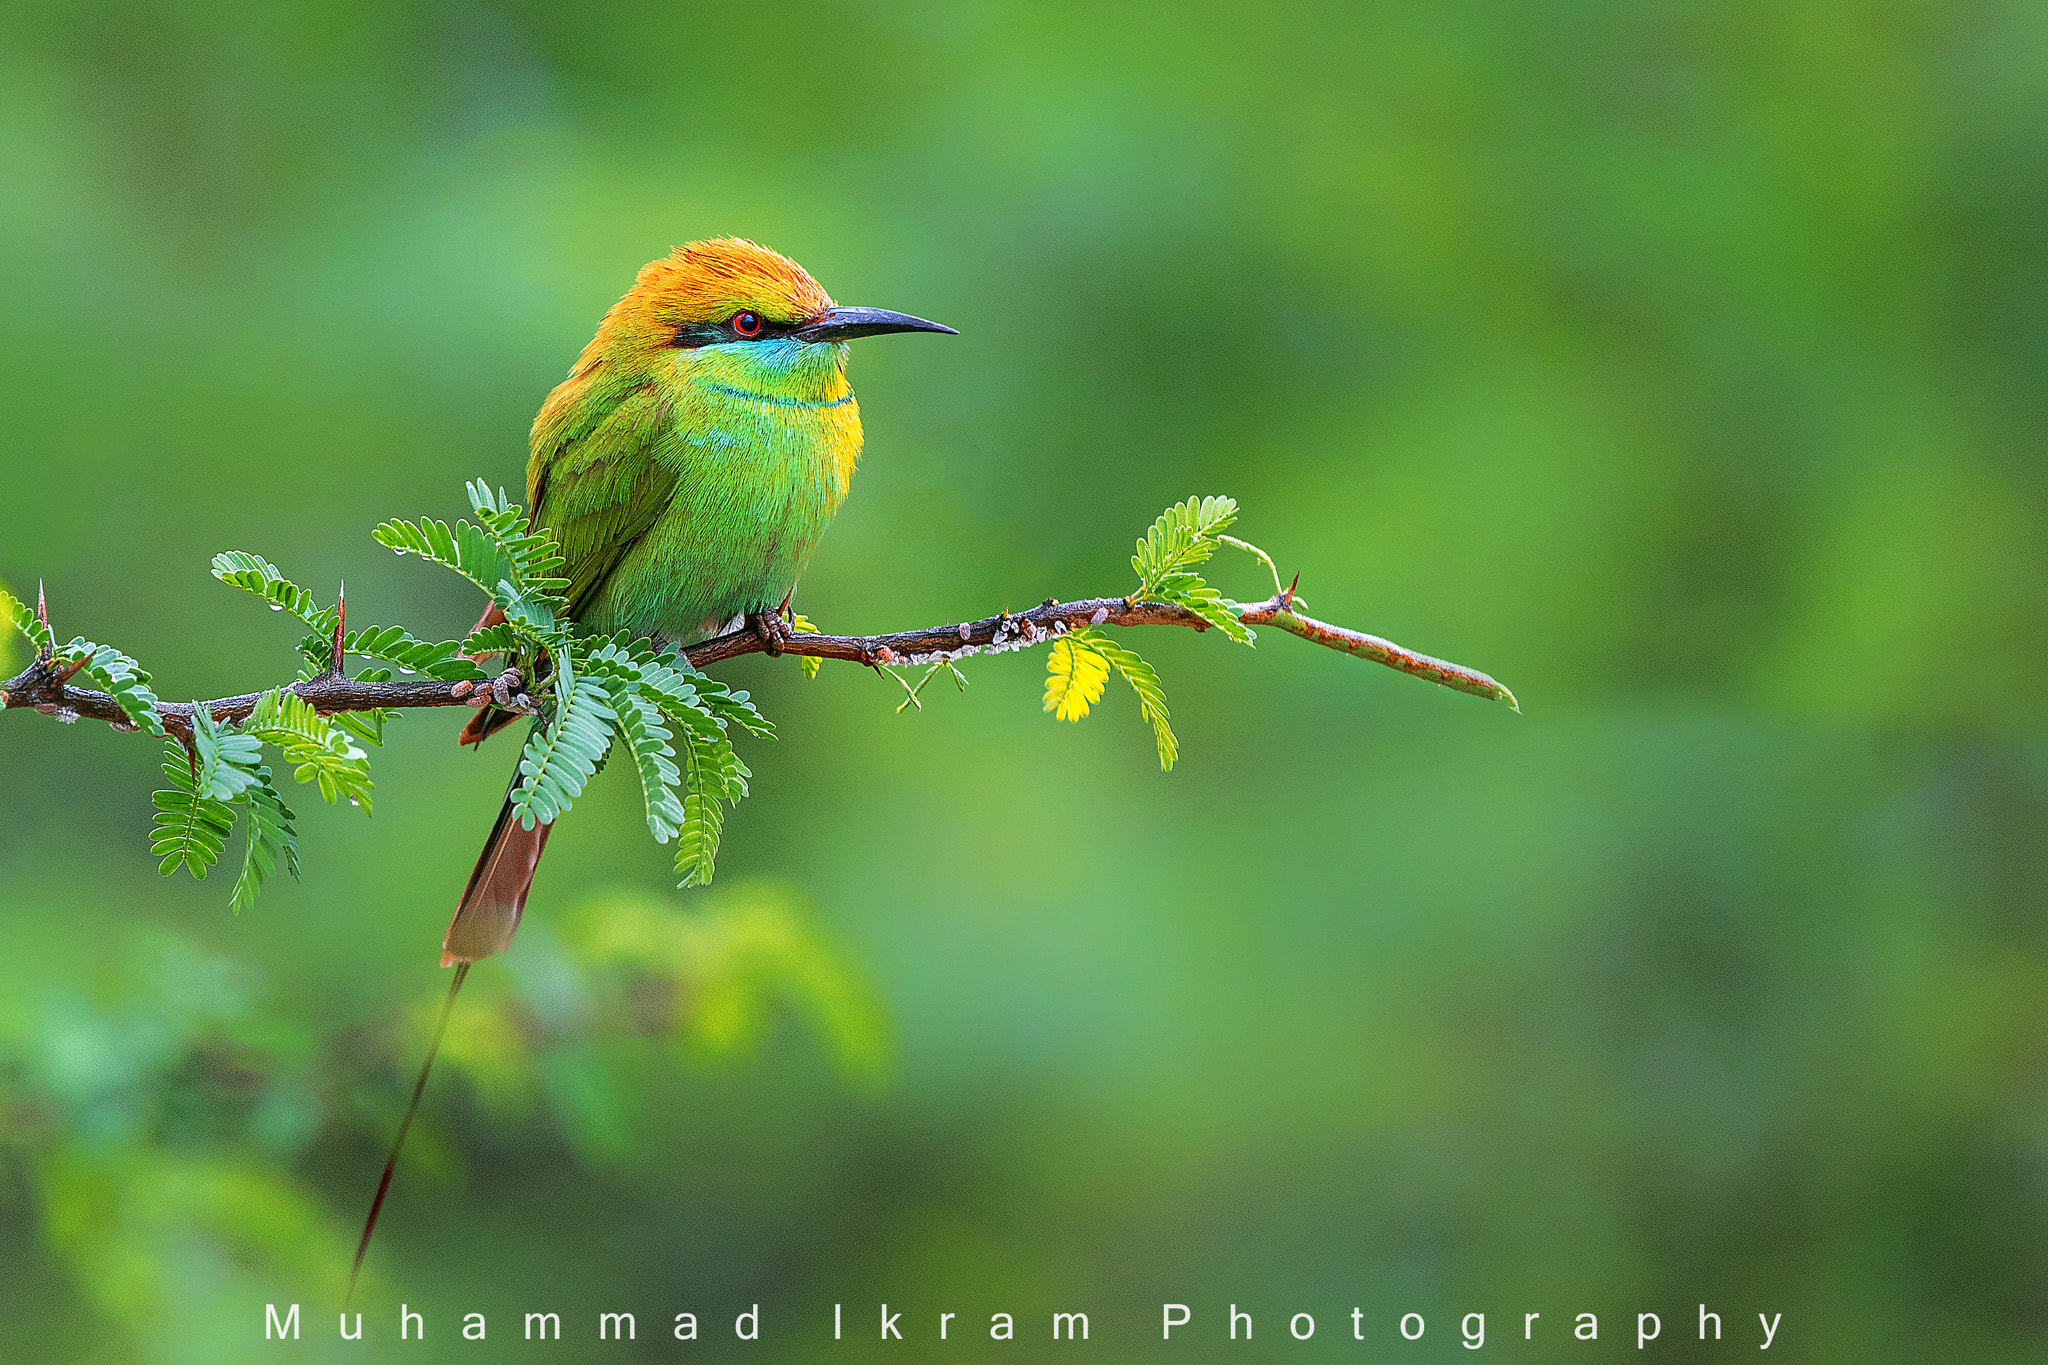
[{"left": 530, "top": 383, "right": 681, "bottom": 626}]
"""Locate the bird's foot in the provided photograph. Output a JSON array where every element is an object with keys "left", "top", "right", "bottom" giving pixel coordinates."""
[{"left": 745, "top": 610, "right": 796, "bottom": 657}]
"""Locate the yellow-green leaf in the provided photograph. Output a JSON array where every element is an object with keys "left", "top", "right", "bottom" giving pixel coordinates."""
[
  {"left": 1044, "top": 636, "right": 1110, "bottom": 722},
  {"left": 790, "top": 612, "right": 821, "bottom": 680}
]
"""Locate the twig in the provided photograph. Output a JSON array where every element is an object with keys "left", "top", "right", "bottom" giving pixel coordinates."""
[
  {"left": 1, "top": 590, "right": 1516, "bottom": 739},
  {"left": 1237, "top": 599, "right": 1518, "bottom": 709}
]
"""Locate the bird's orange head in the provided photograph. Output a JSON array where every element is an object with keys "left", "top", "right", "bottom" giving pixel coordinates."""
[
  {"left": 584, "top": 237, "right": 953, "bottom": 368},
  {"left": 602, "top": 238, "right": 831, "bottom": 352}
]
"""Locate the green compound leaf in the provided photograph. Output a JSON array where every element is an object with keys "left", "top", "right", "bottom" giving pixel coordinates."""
[
  {"left": 1127, "top": 496, "right": 1254, "bottom": 646},
  {"left": 228, "top": 770, "right": 299, "bottom": 914},
  {"left": 6, "top": 576, "right": 162, "bottom": 735},
  {"left": 240, "top": 689, "right": 375, "bottom": 812},
  {"left": 600, "top": 674, "right": 685, "bottom": 843},
  {"left": 55, "top": 639, "right": 165, "bottom": 736},
  {"left": 685, "top": 671, "right": 772, "bottom": 739},
  {"left": 668, "top": 693, "right": 751, "bottom": 889},
  {"left": 590, "top": 636, "right": 776, "bottom": 741},
  {"left": 465, "top": 480, "right": 569, "bottom": 606},
  {"left": 210, "top": 552, "right": 337, "bottom": 637},
  {"left": 190, "top": 703, "right": 264, "bottom": 802},
  {"left": 1073, "top": 628, "right": 1178, "bottom": 771},
  {"left": 577, "top": 636, "right": 758, "bottom": 885},
  {"left": 1162, "top": 575, "right": 1253, "bottom": 645},
  {"left": 509, "top": 670, "right": 616, "bottom": 830},
  {"left": 150, "top": 741, "right": 236, "bottom": 879},
  {"left": 887, "top": 659, "right": 969, "bottom": 713},
  {"left": 330, "top": 709, "right": 391, "bottom": 748},
  {"left": 673, "top": 733, "right": 732, "bottom": 889},
  {"left": 711, "top": 734, "right": 751, "bottom": 803},
  {"left": 375, "top": 488, "right": 573, "bottom": 646},
  {"left": 372, "top": 514, "right": 512, "bottom": 604},
  {"left": 1131, "top": 496, "right": 1238, "bottom": 599},
  {"left": 638, "top": 641, "right": 771, "bottom": 739},
  {"left": 462, "top": 623, "right": 524, "bottom": 657},
  {"left": 660, "top": 691, "right": 748, "bottom": 795}
]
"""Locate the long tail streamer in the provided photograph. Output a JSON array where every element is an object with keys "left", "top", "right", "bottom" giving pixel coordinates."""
[{"left": 347, "top": 962, "right": 471, "bottom": 1306}]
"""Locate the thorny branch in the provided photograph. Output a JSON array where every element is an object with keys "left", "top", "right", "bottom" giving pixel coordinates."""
[{"left": 0, "top": 588, "right": 1518, "bottom": 744}]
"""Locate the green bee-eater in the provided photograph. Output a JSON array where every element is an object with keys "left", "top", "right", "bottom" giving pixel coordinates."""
[{"left": 441, "top": 238, "right": 953, "bottom": 965}]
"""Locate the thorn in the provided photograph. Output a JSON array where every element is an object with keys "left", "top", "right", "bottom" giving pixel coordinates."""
[
  {"left": 330, "top": 580, "right": 347, "bottom": 678},
  {"left": 35, "top": 581, "right": 49, "bottom": 660},
  {"left": 777, "top": 590, "right": 793, "bottom": 622},
  {"left": 1281, "top": 573, "right": 1300, "bottom": 612}
]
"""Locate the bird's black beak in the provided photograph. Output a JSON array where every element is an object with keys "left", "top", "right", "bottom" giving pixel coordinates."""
[{"left": 795, "top": 306, "right": 957, "bottom": 342}]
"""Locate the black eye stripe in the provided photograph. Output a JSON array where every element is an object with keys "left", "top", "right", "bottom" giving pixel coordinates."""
[{"left": 669, "top": 314, "right": 794, "bottom": 348}]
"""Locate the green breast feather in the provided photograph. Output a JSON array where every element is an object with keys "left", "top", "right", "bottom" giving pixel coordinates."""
[{"left": 532, "top": 364, "right": 861, "bottom": 645}]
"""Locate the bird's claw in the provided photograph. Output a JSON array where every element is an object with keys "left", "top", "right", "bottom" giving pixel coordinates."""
[{"left": 746, "top": 610, "right": 796, "bottom": 657}]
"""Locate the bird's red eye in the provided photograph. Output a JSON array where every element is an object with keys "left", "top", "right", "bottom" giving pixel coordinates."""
[{"left": 731, "top": 311, "right": 762, "bottom": 337}]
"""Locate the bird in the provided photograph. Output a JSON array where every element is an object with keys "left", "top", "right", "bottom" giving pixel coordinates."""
[
  {"left": 350, "top": 239, "right": 953, "bottom": 1303},
  {"left": 440, "top": 237, "right": 954, "bottom": 968}
]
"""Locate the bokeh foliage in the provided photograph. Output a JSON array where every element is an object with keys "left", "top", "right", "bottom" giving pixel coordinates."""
[{"left": 4, "top": 1, "right": 2047, "bottom": 1361}]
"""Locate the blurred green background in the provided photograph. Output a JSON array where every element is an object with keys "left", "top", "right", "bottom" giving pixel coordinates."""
[{"left": 3, "top": 1, "right": 2046, "bottom": 1360}]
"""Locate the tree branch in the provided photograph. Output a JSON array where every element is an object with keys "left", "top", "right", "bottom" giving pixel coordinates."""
[{"left": 0, "top": 589, "right": 1516, "bottom": 742}]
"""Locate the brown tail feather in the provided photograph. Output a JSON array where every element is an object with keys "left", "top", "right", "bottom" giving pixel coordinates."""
[{"left": 441, "top": 790, "right": 552, "bottom": 966}]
